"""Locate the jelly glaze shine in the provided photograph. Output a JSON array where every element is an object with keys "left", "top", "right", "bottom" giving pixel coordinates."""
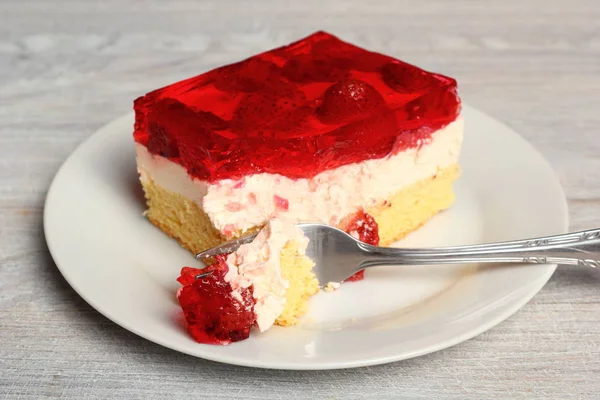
[{"left": 133, "top": 31, "right": 460, "bottom": 182}]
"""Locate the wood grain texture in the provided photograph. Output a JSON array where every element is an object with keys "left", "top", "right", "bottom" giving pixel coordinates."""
[{"left": 1, "top": 0, "right": 600, "bottom": 398}]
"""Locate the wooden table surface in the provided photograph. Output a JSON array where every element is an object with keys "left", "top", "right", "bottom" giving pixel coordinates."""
[{"left": 2, "top": 1, "right": 600, "bottom": 398}]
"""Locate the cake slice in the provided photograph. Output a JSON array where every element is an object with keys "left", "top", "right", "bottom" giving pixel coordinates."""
[{"left": 133, "top": 31, "right": 463, "bottom": 343}]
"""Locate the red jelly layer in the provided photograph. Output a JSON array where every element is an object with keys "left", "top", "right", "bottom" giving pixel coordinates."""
[
  {"left": 176, "top": 259, "right": 256, "bottom": 345},
  {"left": 134, "top": 31, "right": 460, "bottom": 182}
]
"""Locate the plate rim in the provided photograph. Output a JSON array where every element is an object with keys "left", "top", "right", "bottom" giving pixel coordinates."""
[{"left": 44, "top": 104, "right": 569, "bottom": 370}]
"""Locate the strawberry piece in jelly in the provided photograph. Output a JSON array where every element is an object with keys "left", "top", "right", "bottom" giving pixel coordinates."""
[
  {"left": 317, "top": 79, "right": 386, "bottom": 124},
  {"left": 213, "top": 58, "right": 281, "bottom": 93},
  {"left": 176, "top": 257, "right": 256, "bottom": 345},
  {"left": 282, "top": 52, "right": 351, "bottom": 83},
  {"left": 146, "top": 123, "right": 179, "bottom": 158},
  {"left": 343, "top": 210, "right": 380, "bottom": 282},
  {"left": 231, "top": 86, "right": 307, "bottom": 136}
]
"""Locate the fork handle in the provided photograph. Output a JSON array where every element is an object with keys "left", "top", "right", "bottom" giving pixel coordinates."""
[{"left": 358, "top": 228, "right": 600, "bottom": 268}]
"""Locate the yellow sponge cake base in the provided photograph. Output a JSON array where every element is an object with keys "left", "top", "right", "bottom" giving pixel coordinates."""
[
  {"left": 370, "top": 164, "right": 460, "bottom": 245},
  {"left": 276, "top": 240, "right": 320, "bottom": 327},
  {"left": 141, "top": 177, "right": 224, "bottom": 254}
]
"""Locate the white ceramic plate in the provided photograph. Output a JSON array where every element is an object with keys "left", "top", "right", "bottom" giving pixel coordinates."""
[{"left": 44, "top": 104, "right": 568, "bottom": 370}]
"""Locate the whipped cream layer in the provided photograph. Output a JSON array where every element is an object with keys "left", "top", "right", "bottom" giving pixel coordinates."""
[
  {"left": 135, "top": 117, "right": 463, "bottom": 236},
  {"left": 224, "top": 219, "right": 308, "bottom": 331}
]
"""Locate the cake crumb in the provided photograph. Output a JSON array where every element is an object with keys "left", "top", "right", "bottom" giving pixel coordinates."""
[{"left": 324, "top": 282, "right": 341, "bottom": 292}]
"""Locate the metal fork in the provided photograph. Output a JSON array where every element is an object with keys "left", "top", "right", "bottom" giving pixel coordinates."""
[{"left": 196, "top": 224, "right": 600, "bottom": 285}]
